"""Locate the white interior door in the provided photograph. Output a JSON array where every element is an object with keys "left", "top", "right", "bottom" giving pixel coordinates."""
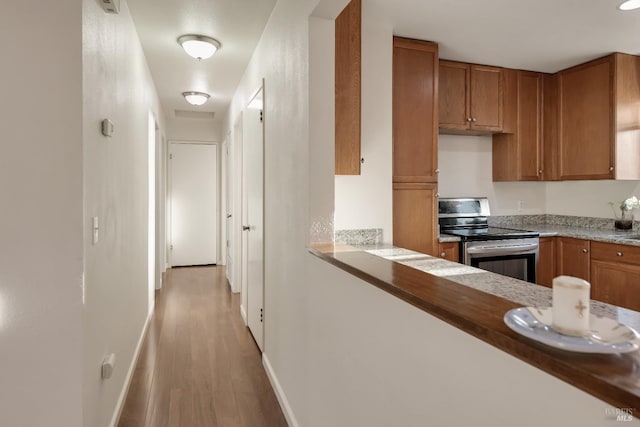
[
  {"left": 225, "top": 136, "right": 234, "bottom": 285},
  {"left": 170, "top": 143, "right": 217, "bottom": 266},
  {"left": 243, "top": 86, "right": 264, "bottom": 351}
]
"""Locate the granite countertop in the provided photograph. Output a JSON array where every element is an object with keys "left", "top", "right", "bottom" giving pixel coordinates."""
[
  {"left": 365, "top": 246, "right": 639, "bottom": 330},
  {"left": 437, "top": 234, "right": 460, "bottom": 243},
  {"left": 508, "top": 223, "right": 640, "bottom": 245}
]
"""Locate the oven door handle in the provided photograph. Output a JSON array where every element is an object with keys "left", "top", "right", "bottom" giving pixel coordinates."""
[{"left": 466, "top": 243, "right": 538, "bottom": 255}]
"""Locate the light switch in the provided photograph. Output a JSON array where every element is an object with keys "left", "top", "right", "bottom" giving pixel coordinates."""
[{"left": 92, "top": 216, "right": 99, "bottom": 245}]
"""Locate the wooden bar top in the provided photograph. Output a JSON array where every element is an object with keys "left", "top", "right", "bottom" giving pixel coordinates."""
[{"left": 309, "top": 242, "right": 640, "bottom": 411}]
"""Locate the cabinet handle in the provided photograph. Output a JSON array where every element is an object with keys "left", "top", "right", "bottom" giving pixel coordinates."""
[
  {"left": 609, "top": 166, "right": 614, "bottom": 172},
  {"left": 435, "top": 169, "right": 440, "bottom": 174},
  {"left": 472, "top": 117, "right": 477, "bottom": 122},
  {"left": 538, "top": 169, "right": 543, "bottom": 175},
  {"left": 440, "top": 252, "right": 446, "bottom": 257},
  {"left": 467, "top": 117, "right": 473, "bottom": 122},
  {"left": 435, "top": 192, "right": 440, "bottom": 198},
  {"left": 582, "top": 248, "right": 588, "bottom": 253},
  {"left": 616, "top": 251, "right": 623, "bottom": 257}
]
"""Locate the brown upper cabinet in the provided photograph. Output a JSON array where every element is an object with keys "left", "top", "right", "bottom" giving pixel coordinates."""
[
  {"left": 439, "top": 61, "right": 503, "bottom": 134},
  {"left": 556, "top": 53, "right": 640, "bottom": 180},
  {"left": 493, "top": 70, "right": 544, "bottom": 181},
  {"left": 393, "top": 38, "right": 439, "bottom": 183},
  {"left": 334, "top": 0, "right": 361, "bottom": 175}
]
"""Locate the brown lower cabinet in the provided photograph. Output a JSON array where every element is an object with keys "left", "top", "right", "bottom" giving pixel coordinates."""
[
  {"left": 438, "top": 242, "right": 459, "bottom": 262},
  {"left": 590, "top": 241, "right": 640, "bottom": 312},
  {"left": 392, "top": 183, "right": 438, "bottom": 256},
  {"left": 538, "top": 237, "right": 638, "bottom": 311},
  {"left": 536, "top": 237, "right": 556, "bottom": 287},
  {"left": 555, "top": 237, "right": 590, "bottom": 282}
]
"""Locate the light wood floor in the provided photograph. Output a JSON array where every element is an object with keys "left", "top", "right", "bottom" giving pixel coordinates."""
[{"left": 117, "top": 266, "right": 288, "bottom": 427}]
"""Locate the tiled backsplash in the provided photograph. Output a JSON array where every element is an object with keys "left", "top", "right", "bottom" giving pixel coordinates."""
[{"left": 334, "top": 228, "right": 383, "bottom": 245}]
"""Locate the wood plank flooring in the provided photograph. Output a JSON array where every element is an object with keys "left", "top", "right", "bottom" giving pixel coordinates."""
[{"left": 117, "top": 266, "right": 287, "bottom": 427}]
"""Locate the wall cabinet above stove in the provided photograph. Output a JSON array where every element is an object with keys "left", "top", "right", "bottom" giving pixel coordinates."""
[{"left": 439, "top": 61, "right": 504, "bottom": 134}]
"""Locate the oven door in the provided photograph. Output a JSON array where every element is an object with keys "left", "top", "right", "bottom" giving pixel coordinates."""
[{"left": 463, "top": 238, "right": 539, "bottom": 283}]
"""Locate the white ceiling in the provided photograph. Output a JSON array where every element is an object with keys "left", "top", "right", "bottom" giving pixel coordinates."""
[
  {"left": 129, "top": 0, "right": 640, "bottom": 128},
  {"left": 372, "top": 0, "right": 640, "bottom": 73},
  {"left": 127, "top": 0, "right": 277, "bottom": 127}
]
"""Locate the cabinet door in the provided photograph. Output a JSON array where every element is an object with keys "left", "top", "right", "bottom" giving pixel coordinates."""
[
  {"left": 556, "top": 237, "right": 590, "bottom": 281},
  {"left": 393, "top": 38, "right": 439, "bottom": 182},
  {"left": 517, "top": 71, "right": 543, "bottom": 180},
  {"left": 438, "top": 61, "right": 469, "bottom": 130},
  {"left": 470, "top": 65, "right": 503, "bottom": 132},
  {"left": 393, "top": 183, "right": 437, "bottom": 255},
  {"left": 334, "top": 0, "right": 362, "bottom": 175},
  {"left": 559, "top": 56, "right": 614, "bottom": 180},
  {"left": 492, "top": 69, "right": 543, "bottom": 182},
  {"left": 591, "top": 260, "right": 640, "bottom": 312},
  {"left": 438, "top": 242, "right": 459, "bottom": 262},
  {"left": 537, "top": 237, "right": 556, "bottom": 287}
]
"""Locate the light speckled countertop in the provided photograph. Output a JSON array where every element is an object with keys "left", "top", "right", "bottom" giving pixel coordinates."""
[
  {"left": 507, "top": 223, "right": 640, "bottom": 245},
  {"left": 365, "top": 246, "right": 640, "bottom": 330},
  {"left": 438, "top": 223, "right": 640, "bottom": 246}
]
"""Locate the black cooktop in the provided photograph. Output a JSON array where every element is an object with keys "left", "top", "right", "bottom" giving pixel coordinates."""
[{"left": 441, "top": 227, "right": 539, "bottom": 241}]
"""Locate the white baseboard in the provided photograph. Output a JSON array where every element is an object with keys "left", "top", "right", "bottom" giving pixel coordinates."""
[
  {"left": 109, "top": 310, "right": 153, "bottom": 427},
  {"left": 226, "top": 275, "right": 240, "bottom": 294},
  {"left": 263, "top": 354, "right": 299, "bottom": 427},
  {"left": 240, "top": 304, "right": 248, "bottom": 326}
]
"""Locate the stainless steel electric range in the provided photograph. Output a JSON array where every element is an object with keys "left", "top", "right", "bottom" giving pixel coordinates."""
[{"left": 438, "top": 197, "right": 539, "bottom": 283}]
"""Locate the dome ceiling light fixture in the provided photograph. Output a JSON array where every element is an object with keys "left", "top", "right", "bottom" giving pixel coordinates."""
[
  {"left": 182, "top": 91, "right": 211, "bottom": 106},
  {"left": 177, "top": 34, "right": 221, "bottom": 60},
  {"left": 619, "top": 0, "right": 640, "bottom": 10}
]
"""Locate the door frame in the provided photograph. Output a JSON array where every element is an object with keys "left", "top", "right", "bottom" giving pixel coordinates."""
[{"left": 167, "top": 140, "right": 221, "bottom": 267}]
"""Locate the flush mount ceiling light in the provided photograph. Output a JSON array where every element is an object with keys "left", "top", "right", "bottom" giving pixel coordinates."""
[
  {"left": 177, "top": 34, "right": 221, "bottom": 60},
  {"left": 619, "top": 0, "right": 640, "bottom": 10},
  {"left": 182, "top": 91, "right": 210, "bottom": 106}
]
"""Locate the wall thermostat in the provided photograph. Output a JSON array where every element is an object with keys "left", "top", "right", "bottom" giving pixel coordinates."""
[
  {"left": 100, "top": 0, "right": 120, "bottom": 14},
  {"left": 101, "top": 119, "right": 114, "bottom": 137}
]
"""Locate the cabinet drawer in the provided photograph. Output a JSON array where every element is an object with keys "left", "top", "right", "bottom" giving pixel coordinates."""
[{"left": 590, "top": 241, "right": 640, "bottom": 264}]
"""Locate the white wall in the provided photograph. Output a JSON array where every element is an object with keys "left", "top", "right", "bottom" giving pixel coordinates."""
[
  {"left": 82, "top": 0, "right": 165, "bottom": 426},
  {"left": 334, "top": 1, "right": 393, "bottom": 241},
  {"left": 546, "top": 180, "right": 640, "bottom": 218},
  {"left": 0, "top": 2, "right": 83, "bottom": 426},
  {"left": 438, "top": 134, "right": 546, "bottom": 215},
  {"left": 166, "top": 116, "right": 221, "bottom": 142}
]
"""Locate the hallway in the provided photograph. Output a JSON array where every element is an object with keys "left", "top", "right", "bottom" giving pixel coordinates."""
[{"left": 117, "top": 266, "right": 287, "bottom": 427}]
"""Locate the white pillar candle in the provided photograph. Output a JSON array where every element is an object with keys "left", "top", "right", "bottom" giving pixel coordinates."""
[{"left": 552, "top": 275, "right": 591, "bottom": 337}]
